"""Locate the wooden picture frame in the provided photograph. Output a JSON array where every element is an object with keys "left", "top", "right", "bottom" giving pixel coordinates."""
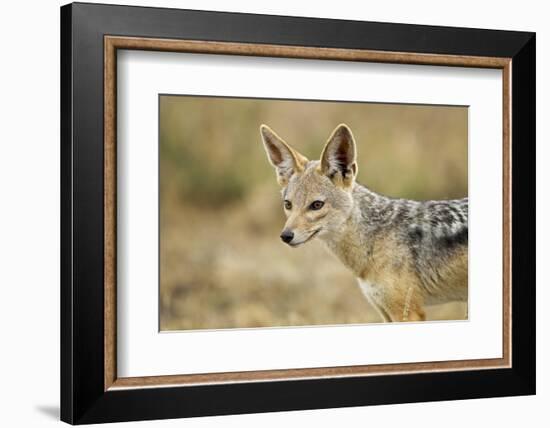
[{"left": 61, "top": 2, "right": 535, "bottom": 424}]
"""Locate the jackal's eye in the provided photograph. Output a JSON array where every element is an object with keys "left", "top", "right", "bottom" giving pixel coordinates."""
[
  {"left": 309, "top": 200, "right": 325, "bottom": 210},
  {"left": 284, "top": 200, "right": 292, "bottom": 210}
]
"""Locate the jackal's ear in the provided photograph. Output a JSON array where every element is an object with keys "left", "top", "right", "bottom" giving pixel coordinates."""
[
  {"left": 320, "top": 124, "right": 357, "bottom": 188},
  {"left": 260, "top": 125, "right": 308, "bottom": 186}
]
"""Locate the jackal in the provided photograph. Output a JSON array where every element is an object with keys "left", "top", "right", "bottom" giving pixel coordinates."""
[{"left": 260, "top": 123, "right": 468, "bottom": 322}]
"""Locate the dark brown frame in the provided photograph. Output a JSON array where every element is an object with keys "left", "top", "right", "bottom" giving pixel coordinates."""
[
  {"left": 61, "top": 3, "right": 535, "bottom": 424},
  {"left": 104, "top": 36, "right": 512, "bottom": 390}
]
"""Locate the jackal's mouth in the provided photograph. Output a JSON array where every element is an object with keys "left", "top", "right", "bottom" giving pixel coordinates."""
[{"left": 289, "top": 228, "right": 322, "bottom": 247}]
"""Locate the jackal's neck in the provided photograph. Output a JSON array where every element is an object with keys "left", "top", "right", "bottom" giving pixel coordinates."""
[{"left": 319, "top": 182, "right": 393, "bottom": 277}]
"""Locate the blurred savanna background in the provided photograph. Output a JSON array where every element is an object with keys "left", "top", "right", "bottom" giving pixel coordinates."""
[{"left": 160, "top": 95, "right": 468, "bottom": 331}]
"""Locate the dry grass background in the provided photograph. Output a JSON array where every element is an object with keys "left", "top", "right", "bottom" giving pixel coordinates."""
[{"left": 160, "top": 95, "right": 468, "bottom": 331}]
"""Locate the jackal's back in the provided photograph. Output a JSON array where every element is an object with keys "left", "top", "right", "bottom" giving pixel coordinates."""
[{"left": 354, "top": 186, "right": 468, "bottom": 304}]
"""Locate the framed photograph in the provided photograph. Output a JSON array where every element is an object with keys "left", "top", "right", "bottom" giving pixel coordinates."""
[{"left": 60, "top": 2, "right": 535, "bottom": 424}]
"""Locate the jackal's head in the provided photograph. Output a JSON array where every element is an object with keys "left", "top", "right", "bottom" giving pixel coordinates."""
[{"left": 260, "top": 124, "right": 358, "bottom": 247}]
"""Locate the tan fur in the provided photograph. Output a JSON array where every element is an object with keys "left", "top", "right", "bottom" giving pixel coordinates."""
[{"left": 329, "top": 228, "right": 427, "bottom": 322}]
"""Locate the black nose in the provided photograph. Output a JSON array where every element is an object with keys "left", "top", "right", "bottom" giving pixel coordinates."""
[{"left": 280, "top": 230, "right": 294, "bottom": 244}]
